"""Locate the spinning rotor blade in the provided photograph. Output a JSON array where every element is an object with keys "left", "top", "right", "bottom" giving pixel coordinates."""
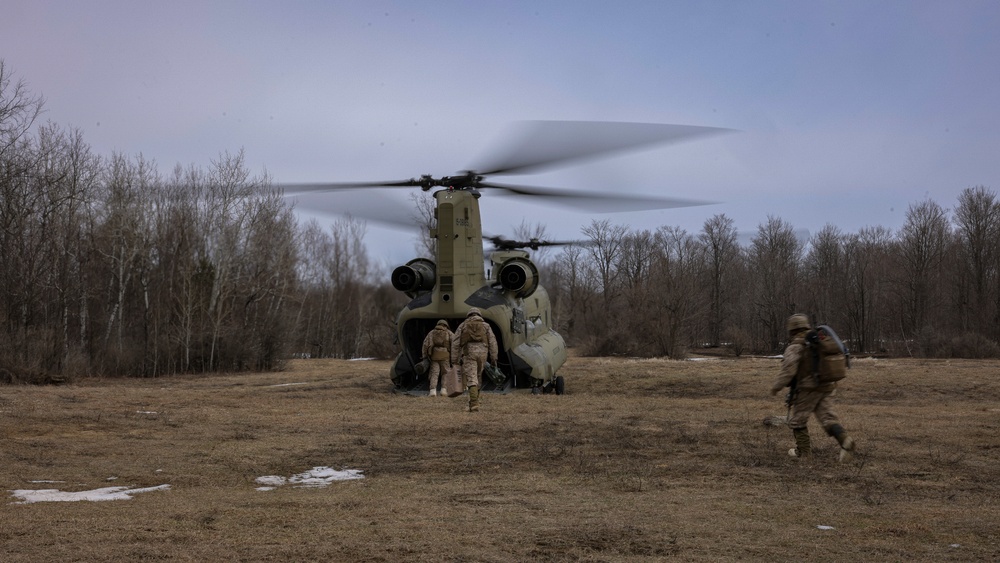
[
  {"left": 284, "top": 189, "right": 425, "bottom": 230},
  {"left": 278, "top": 178, "right": 429, "bottom": 194},
  {"left": 276, "top": 120, "right": 729, "bottom": 222},
  {"left": 480, "top": 181, "right": 716, "bottom": 212},
  {"left": 473, "top": 121, "right": 734, "bottom": 176},
  {"left": 486, "top": 234, "right": 593, "bottom": 251}
]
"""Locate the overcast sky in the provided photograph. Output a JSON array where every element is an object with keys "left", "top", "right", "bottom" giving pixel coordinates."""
[{"left": 3, "top": 1, "right": 999, "bottom": 265}]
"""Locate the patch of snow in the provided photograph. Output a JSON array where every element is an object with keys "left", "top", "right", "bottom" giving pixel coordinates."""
[
  {"left": 255, "top": 475, "right": 287, "bottom": 487},
  {"left": 289, "top": 467, "right": 364, "bottom": 488},
  {"left": 256, "top": 466, "right": 364, "bottom": 490},
  {"left": 816, "top": 525, "right": 835, "bottom": 531},
  {"left": 348, "top": 357, "right": 375, "bottom": 361},
  {"left": 10, "top": 484, "right": 170, "bottom": 504},
  {"left": 267, "top": 382, "right": 309, "bottom": 388},
  {"left": 136, "top": 411, "right": 158, "bottom": 415}
]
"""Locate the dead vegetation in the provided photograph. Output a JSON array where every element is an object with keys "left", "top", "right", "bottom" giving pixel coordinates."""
[{"left": 2, "top": 355, "right": 999, "bottom": 561}]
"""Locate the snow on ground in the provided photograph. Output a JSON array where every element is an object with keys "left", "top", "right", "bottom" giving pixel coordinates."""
[
  {"left": 10, "top": 465, "right": 363, "bottom": 502},
  {"left": 10, "top": 484, "right": 170, "bottom": 504},
  {"left": 255, "top": 466, "right": 365, "bottom": 491}
]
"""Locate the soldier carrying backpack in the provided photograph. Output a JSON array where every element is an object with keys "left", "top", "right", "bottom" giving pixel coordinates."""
[
  {"left": 421, "top": 319, "right": 454, "bottom": 397},
  {"left": 451, "top": 308, "right": 499, "bottom": 412},
  {"left": 770, "top": 313, "right": 857, "bottom": 462}
]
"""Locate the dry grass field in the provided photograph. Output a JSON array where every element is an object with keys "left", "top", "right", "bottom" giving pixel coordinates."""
[{"left": 2, "top": 354, "right": 998, "bottom": 562}]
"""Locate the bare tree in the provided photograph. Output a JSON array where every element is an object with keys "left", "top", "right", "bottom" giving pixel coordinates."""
[
  {"left": 698, "top": 214, "right": 740, "bottom": 347},
  {"left": 546, "top": 244, "right": 596, "bottom": 342},
  {"left": 801, "top": 224, "right": 847, "bottom": 326},
  {"left": 953, "top": 186, "right": 1000, "bottom": 337},
  {"left": 95, "top": 152, "right": 156, "bottom": 368},
  {"left": 410, "top": 192, "right": 436, "bottom": 258},
  {"left": 582, "top": 219, "right": 628, "bottom": 316},
  {"left": 648, "top": 226, "right": 703, "bottom": 357},
  {"left": 897, "top": 199, "right": 950, "bottom": 341},
  {"left": 0, "top": 60, "right": 45, "bottom": 157},
  {"left": 295, "top": 214, "right": 374, "bottom": 358},
  {"left": 748, "top": 216, "right": 803, "bottom": 351},
  {"left": 842, "top": 226, "right": 894, "bottom": 354}
]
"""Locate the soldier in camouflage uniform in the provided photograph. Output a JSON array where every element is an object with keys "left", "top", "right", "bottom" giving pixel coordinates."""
[
  {"left": 421, "top": 319, "right": 454, "bottom": 397},
  {"left": 451, "top": 308, "right": 498, "bottom": 412},
  {"left": 770, "top": 313, "right": 856, "bottom": 462}
]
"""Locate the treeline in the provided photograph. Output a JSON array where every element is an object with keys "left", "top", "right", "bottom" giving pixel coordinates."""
[
  {"left": 3, "top": 62, "right": 998, "bottom": 383},
  {"left": 543, "top": 192, "right": 1000, "bottom": 359},
  {"left": 0, "top": 62, "right": 400, "bottom": 382}
]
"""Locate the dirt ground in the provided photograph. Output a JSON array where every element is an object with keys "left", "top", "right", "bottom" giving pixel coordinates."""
[{"left": 1, "top": 354, "right": 998, "bottom": 561}]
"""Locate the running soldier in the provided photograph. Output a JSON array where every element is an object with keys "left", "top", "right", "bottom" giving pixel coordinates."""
[{"left": 770, "top": 313, "right": 857, "bottom": 461}]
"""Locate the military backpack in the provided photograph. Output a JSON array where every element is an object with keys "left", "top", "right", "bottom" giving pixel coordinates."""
[
  {"left": 460, "top": 318, "right": 489, "bottom": 347},
  {"left": 430, "top": 328, "right": 451, "bottom": 361},
  {"left": 806, "top": 324, "right": 850, "bottom": 384}
]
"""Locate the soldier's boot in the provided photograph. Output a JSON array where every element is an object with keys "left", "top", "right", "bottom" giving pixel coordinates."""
[
  {"left": 429, "top": 389, "right": 437, "bottom": 397},
  {"left": 788, "top": 427, "right": 811, "bottom": 459},
  {"left": 468, "top": 385, "right": 480, "bottom": 412},
  {"left": 827, "top": 424, "right": 856, "bottom": 463}
]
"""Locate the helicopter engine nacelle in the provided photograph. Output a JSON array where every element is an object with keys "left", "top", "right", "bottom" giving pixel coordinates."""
[
  {"left": 392, "top": 258, "right": 436, "bottom": 296},
  {"left": 498, "top": 257, "right": 539, "bottom": 298}
]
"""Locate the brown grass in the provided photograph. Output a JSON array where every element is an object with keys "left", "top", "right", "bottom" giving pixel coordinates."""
[{"left": 2, "top": 355, "right": 999, "bottom": 561}]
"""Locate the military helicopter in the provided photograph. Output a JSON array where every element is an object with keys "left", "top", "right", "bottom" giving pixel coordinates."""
[{"left": 282, "top": 121, "right": 730, "bottom": 394}]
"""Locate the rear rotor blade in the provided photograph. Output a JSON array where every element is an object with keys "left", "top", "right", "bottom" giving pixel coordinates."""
[{"left": 473, "top": 121, "right": 734, "bottom": 176}]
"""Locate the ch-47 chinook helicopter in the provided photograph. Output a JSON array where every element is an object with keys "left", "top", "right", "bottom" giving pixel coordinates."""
[{"left": 283, "top": 121, "right": 730, "bottom": 394}]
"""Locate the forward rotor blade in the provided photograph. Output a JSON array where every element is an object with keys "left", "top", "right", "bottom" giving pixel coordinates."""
[
  {"left": 480, "top": 181, "right": 717, "bottom": 212},
  {"left": 472, "top": 121, "right": 734, "bottom": 176},
  {"left": 285, "top": 189, "right": 426, "bottom": 230},
  {"left": 277, "top": 179, "right": 424, "bottom": 194}
]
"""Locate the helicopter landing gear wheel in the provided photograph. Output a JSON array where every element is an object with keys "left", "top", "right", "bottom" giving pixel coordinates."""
[{"left": 554, "top": 375, "right": 565, "bottom": 396}]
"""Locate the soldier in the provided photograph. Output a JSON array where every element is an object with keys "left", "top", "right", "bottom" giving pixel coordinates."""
[
  {"left": 451, "top": 308, "right": 498, "bottom": 412},
  {"left": 421, "top": 319, "right": 454, "bottom": 397},
  {"left": 770, "top": 313, "right": 856, "bottom": 461}
]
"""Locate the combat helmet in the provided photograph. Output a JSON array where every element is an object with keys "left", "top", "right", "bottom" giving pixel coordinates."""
[
  {"left": 467, "top": 308, "right": 482, "bottom": 318},
  {"left": 786, "top": 313, "right": 810, "bottom": 334}
]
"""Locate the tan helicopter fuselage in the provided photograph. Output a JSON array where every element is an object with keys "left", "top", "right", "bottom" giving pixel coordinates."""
[{"left": 388, "top": 189, "right": 567, "bottom": 391}]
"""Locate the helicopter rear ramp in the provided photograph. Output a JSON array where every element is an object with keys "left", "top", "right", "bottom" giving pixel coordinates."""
[{"left": 390, "top": 353, "right": 513, "bottom": 395}]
